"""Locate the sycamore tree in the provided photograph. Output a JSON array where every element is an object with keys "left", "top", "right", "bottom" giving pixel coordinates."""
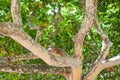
[{"left": 0, "top": 0, "right": 120, "bottom": 80}]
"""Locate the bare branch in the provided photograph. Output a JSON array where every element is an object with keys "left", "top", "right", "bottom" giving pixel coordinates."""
[
  {"left": 81, "top": 0, "right": 86, "bottom": 13},
  {"left": 0, "top": 49, "right": 69, "bottom": 64},
  {"left": 0, "top": 54, "right": 38, "bottom": 63},
  {"left": 0, "top": 64, "right": 71, "bottom": 75},
  {"left": 50, "top": 3, "right": 63, "bottom": 38},
  {"left": 0, "top": 22, "right": 81, "bottom": 68},
  {"left": 11, "top": 0, "right": 22, "bottom": 27},
  {"left": 35, "top": 26, "right": 44, "bottom": 43},
  {"left": 83, "top": 62, "right": 103, "bottom": 80},
  {"left": 84, "top": 41, "right": 99, "bottom": 54},
  {"left": 94, "top": 19, "right": 113, "bottom": 61},
  {"left": 28, "top": 9, "right": 45, "bottom": 43},
  {"left": 83, "top": 0, "right": 113, "bottom": 79},
  {"left": 73, "top": 0, "right": 98, "bottom": 60},
  {"left": 102, "top": 55, "right": 120, "bottom": 68},
  {"left": 71, "top": 0, "right": 98, "bottom": 80},
  {"left": 27, "top": 4, "right": 45, "bottom": 43},
  {"left": 83, "top": 55, "right": 120, "bottom": 80},
  {"left": 27, "top": 5, "right": 39, "bottom": 28},
  {"left": 84, "top": 17, "right": 113, "bottom": 80}
]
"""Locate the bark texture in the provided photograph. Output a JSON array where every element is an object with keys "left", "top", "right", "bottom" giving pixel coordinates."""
[{"left": 0, "top": 0, "right": 120, "bottom": 80}]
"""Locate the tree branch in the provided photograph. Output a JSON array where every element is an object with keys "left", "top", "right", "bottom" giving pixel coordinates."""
[
  {"left": 73, "top": 0, "right": 98, "bottom": 60},
  {"left": 50, "top": 2, "right": 63, "bottom": 38},
  {"left": 11, "top": 0, "right": 22, "bottom": 27},
  {"left": 27, "top": 4, "right": 39, "bottom": 28},
  {"left": 83, "top": 55, "right": 120, "bottom": 80},
  {"left": 0, "top": 22, "right": 81, "bottom": 68},
  {"left": 102, "top": 55, "right": 120, "bottom": 68},
  {"left": 71, "top": 0, "right": 98, "bottom": 80},
  {"left": 0, "top": 54, "right": 38, "bottom": 63},
  {"left": 35, "top": 26, "right": 44, "bottom": 43},
  {"left": 81, "top": 0, "right": 86, "bottom": 13},
  {"left": 83, "top": 1, "right": 113, "bottom": 79},
  {"left": 0, "top": 64, "right": 71, "bottom": 75},
  {"left": 94, "top": 19, "right": 113, "bottom": 61},
  {"left": 26, "top": 4, "right": 45, "bottom": 43}
]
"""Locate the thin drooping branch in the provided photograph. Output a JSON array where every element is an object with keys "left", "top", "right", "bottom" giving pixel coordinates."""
[
  {"left": 27, "top": 4, "right": 39, "bottom": 28},
  {"left": 50, "top": 6, "right": 59, "bottom": 38},
  {"left": 50, "top": 3, "right": 63, "bottom": 38},
  {"left": 0, "top": 64, "right": 71, "bottom": 75},
  {"left": 11, "top": 0, "right": 22, "bottom": 27},
  {"left": 0, "top": 22, "right": 81, "bottom": 68}
]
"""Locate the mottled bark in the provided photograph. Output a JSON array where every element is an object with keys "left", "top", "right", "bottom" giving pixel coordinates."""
[
  {"left": 0, "top": 22, "right": 81, "bottom": 68},
  {"left": 0, "top": 64, "right": 71, "bottom": 75},
  {"left": 72, "top": 0, "right": 98, "bottom": 80},
  {"left": 11, "top": 0, "right": 22, "bottom": 27},
  {"left": 0, "top": 0, "right": 120, "bottom": 80}
]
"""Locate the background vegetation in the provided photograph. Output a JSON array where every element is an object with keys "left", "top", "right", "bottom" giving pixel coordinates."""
[{"left": 0, "top": 0, "right": 120, "bottom": 79}]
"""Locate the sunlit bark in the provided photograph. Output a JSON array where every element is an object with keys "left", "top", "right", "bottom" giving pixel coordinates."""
[{"left": 0, "top": 0, "right": 120, "bottom": 80}]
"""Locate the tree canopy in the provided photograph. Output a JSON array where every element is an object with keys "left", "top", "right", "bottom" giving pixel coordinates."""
[{"left": 0, "top": 0, "right": 120, "bottom": 80}]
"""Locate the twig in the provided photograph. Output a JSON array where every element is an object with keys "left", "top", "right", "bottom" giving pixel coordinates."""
[
  {"left": 84, "top": 41, "right": 99, "bottom": 54},
  {"left": 27, "top": 4, "right": 45, "bottom": 43},
  {"left": 50, "top": 3, "right": 63, "bottom": 38},
  {"left": 27, "top": 4, "right": 39, "bottom": 28}
]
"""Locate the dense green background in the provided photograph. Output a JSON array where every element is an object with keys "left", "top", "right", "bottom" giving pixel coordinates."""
[{"left": 0, "top": 0, "right": 120, "bottom": 80}]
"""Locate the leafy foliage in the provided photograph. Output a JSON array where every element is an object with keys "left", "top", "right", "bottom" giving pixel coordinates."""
[{"left": 0, "top": 0, "right": 120, "bottom": 79}]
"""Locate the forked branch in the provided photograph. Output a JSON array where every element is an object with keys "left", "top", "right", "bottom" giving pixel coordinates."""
[
  {"left": 83, "top": 13, "right": 113, "bottom": 80},
  {"left": 94, "top": 19, "right": 113, "bottom": 61},
  {"left": 0, "top": 22, "right": 81, "bottom": 68}
]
